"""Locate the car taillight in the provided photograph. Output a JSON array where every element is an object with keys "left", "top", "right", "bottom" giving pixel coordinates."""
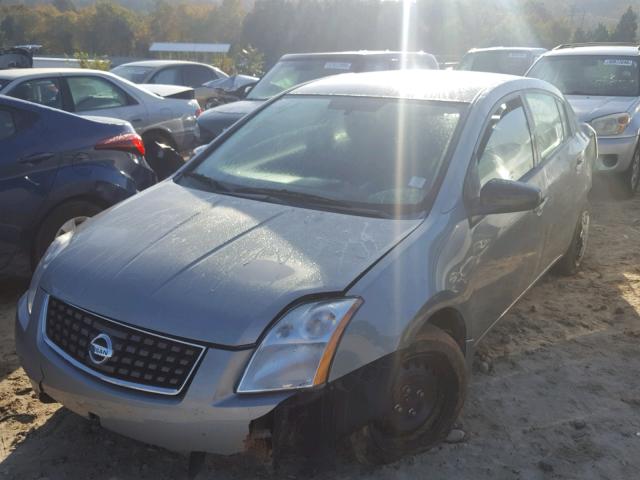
[
  {"left": 96, "top": 133, "right": 146, "bottom": 156},
  {"left": 195, "top": 107, "right": 203, "bottom": 118}
]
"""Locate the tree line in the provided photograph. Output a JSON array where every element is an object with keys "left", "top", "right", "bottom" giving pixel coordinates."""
[{"left": 0, "top": 0, "right": 638, "bottom": 71}]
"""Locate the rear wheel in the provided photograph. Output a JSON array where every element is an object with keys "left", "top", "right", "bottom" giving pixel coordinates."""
[
  {"left": 33, "top": 200, "right": 102, "bottom": 264},
  {"left": 349, "top": 325, "right": 467, "bottom": 465},
  {"left": 618, "top": 145, "right": 640, "bottom": 197},
  {"left": 553, "top": 208, "right": 590, "bottom": 276}
]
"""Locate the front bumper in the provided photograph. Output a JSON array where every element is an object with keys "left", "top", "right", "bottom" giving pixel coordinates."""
[
  {"left": 15, "top": 292, "right": 292, "bottom": 454},
  {"left": 594, "top": 135, "right": 637, "bottom": 173}
]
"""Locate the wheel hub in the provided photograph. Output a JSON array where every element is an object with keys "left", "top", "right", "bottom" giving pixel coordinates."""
[{"left": 385, "top": 360, "right": 440, "bottom": 434}]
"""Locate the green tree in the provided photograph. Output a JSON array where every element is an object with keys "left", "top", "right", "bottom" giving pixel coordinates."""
[
  {"left": 589, "top": 23, "right": 611, "bottom": 42},
  {"left": 233, "top": 44, "right": 265, "bottom": 76},
  {"left": 573, "top": 27, "right": 587, "bottom": 43},
  {"left": 53, "top": 0, "right": 77, "bottom": 12},
  {"left": 77, "top": 1, "right": 139, "bottom": 55},
  {"left": 612, "top": 6, "right": 638, "bottom": 42}
]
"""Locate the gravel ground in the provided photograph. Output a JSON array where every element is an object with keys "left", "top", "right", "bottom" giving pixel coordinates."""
[{"left": 1, "top": 185, "right": 639, "bottom": 480}]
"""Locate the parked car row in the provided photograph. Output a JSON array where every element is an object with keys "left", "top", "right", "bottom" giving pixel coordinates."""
[
  {"left": 0, "top": 68, "right": 202, "bottom": 153},
  {"left": 197, "top": 50, "right": 440, "bottom": 143}
]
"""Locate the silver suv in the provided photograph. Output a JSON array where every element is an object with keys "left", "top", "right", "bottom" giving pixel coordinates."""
[{"left": 527, "top": 43, "right": 640, "bottom": 195}]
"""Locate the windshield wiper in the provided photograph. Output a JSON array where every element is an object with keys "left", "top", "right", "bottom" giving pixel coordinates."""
[
  {"left": 230, "top": 186, "right": 393, "bottom": 218},
  {"left": 181, "top": 172, "right": 234, "bottom": 193}
]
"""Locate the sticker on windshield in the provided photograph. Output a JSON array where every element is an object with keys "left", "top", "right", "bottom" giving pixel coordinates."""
[
  {"left": 603, "top": 59, "right": 635, "bottom": 66},
  {"left": 408, "top": 176, "right": 427, "bottom": 189},
  {"left": 508, "top": 53, "right": 528, "bottom": 58},
  {"left": 324, "top": 62, "right": 352, "bottom": 70}
]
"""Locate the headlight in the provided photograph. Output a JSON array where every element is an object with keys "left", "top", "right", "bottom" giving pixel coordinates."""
[
  {"left": 237, "top": 297, "right": 363, "bottom": 393},
  {"left": 26, "top": 232, "right": 72, "bottom": 315},
  {"left": 590, "top": 113, "right": 631, "bottom": 136}
]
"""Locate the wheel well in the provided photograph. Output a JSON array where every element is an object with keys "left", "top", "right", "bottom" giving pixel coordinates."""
[
  {"left": 421, "top": 308, "right": 466, "bottom": 353},
  {"left": 31, "top": 195, "right": 107, "bottom": 260}
]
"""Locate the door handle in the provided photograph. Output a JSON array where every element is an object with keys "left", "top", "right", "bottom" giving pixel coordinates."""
[
  {"left": 534, "top": 196, "right": 548, "bottom": 216},
  {"left": 129, "top": 118, "right": 143, "bottom": 123},
  {"left": 576, "top": 154, "right": 585, "bottom": 168},
  {"left": 19, "top": 152, "right": 54, "bottom": 165}
]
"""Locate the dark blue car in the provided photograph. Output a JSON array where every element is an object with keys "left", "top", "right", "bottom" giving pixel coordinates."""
[{"left": 0, "top": 96, "right": 155, "bottom": 276}]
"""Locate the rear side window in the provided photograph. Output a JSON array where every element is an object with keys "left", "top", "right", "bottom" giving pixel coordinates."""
[
  {"left": 0, "top": 109, "right": 16, "bottom": 140},
  {"left": 9, "top": 78, "right": 63, "bottom": 109},
  {"left": 183, "top": 65, "right": 218, "bottom": 87},
  {"left": 525, "top": 92, "right": 564, "bottom": 160},
  {"left": 67, "top": 76, "right": 130, "bottom": 112},
  {"left": 151, "top": 67, "right": 182, "bottom": 85},
  {"left": 478, "top": 97, "right": 535, "bottom": 186}
]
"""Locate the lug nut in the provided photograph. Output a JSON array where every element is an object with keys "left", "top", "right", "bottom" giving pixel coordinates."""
[
  {"left": 408, "top": 408, "right": 417, "bottom": 417},
  {"left": 402, "top": 385, "right": 411, "bottom": 395},
  {"left": 394, "top": 404, "right": 403, "bottom": 414},
  {"left": 417, "top": 389, "right": 425, "bottom": 398}
]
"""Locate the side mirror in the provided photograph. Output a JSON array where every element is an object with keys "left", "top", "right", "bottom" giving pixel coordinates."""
[{"left": 471, "top": 178, "right": 543, "bottom": 216}]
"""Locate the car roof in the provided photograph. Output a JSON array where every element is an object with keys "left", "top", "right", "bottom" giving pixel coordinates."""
[
  {"left": 466, "top": 47, "right": 547, "bottom": 54},
  {"left": 290, "top": 69, "right": 542, "bottom": 103},
  {"left": 544, "top": 45, "right": 640, "bottom": 57},
  {"left": 280, "top": 50, "right": 436, "bottom": 61},
  {"left": 114, "top": 60, "right": 210, "bottom": 68},
  {"left": 0, "top": 68, "right": 108, "bottom": 80}
]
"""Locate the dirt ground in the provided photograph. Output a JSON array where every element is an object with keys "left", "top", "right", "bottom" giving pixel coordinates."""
[{"left": 1, "top": 183, "right": 639, "bottom": 480}]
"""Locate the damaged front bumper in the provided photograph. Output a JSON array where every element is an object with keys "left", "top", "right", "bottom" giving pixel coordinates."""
[{"left": 14, "top": 291, "right": 294, "bottom": 455}]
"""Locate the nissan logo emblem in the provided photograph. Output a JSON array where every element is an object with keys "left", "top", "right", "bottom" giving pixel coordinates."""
[{"left": 88, "top": 333, "right": 114, "bottom": 365}]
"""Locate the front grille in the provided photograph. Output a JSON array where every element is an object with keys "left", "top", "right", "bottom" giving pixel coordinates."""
[{"left": 43, "top": 296, "right": 206, "bottom": 396}]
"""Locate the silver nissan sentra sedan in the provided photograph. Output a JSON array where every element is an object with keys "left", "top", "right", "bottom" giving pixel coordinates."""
[{"left": 16, "top": 70, "right": 595, "bottom": 464}]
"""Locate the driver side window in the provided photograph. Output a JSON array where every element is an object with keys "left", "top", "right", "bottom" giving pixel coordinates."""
[{"left": 478, "top": 98, "right": 535, "bottom": 187}]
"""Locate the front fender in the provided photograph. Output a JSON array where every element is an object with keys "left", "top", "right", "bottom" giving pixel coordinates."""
[{"left": 329, "top": 209, "right": 474, "bottom": 382}]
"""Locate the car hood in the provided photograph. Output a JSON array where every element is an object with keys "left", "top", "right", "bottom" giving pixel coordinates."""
[
  {"left": 43, "top": 182, "right": 421, "bottom": 347},
  {"left": 198, "top": 100, "right": 263, "bottom": 126},
  {"left": 566, "top": 95, "right": 637, "bottom": 123},
  {"left": 201, "top": 99, "right": 263, "bottom": 116}
]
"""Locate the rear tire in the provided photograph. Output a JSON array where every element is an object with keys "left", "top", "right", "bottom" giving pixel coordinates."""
[
  {"left": 618, "top": 145, "right": 640, "bottom": 197},
  {"left": 553, "top": 208, "right": 590, "bottom": 276},
  {"left": 349, "top": 325, "right": 467, "bottom": 465},
  {"left": 33, "top": 200, "right": 102, "bottom": 264}
]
